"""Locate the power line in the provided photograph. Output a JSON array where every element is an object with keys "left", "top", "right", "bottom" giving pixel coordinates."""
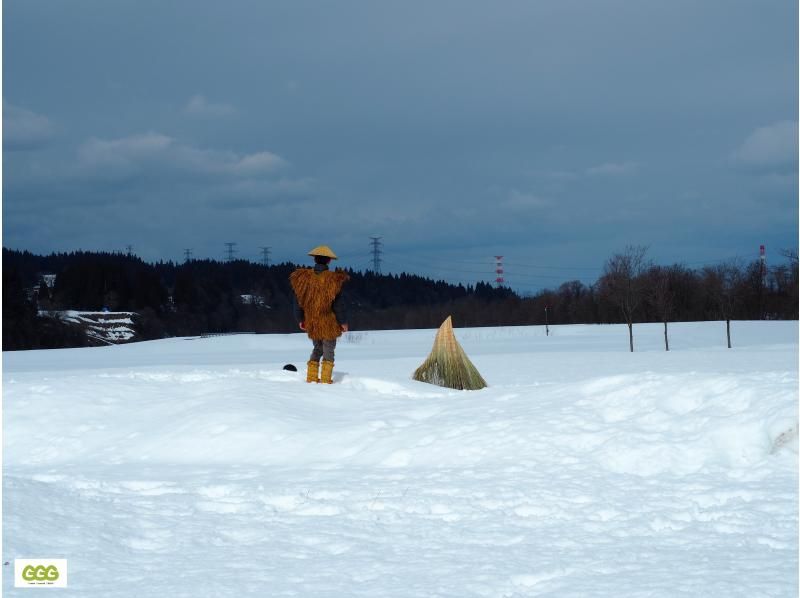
[
  {"left": 396, "top": 251, "right": 760, "bottom": 279},
  {"left": 394, "top": 257, "right": 582, "bottom": 280},
  {"left": 502, "top": 261, "right": 603, "bottom": 272},
  {"left": 400, "top": 252, "right": 755, "bottom": 271}
]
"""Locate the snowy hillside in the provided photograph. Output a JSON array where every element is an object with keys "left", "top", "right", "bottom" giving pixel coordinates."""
[
  {"left": 3, "top": 321, "right": 798, "bottom": 596},
  {"left": 38, "top": 310, "right": 137, "bottom": 344}
]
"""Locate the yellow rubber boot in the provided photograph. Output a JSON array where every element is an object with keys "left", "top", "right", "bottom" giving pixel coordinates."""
[
  {"left": 306, "top": 360, "right": 320, "bottom": 383},
  {"left": 320, "top": 360, "right": 334, "bottom": 384}
]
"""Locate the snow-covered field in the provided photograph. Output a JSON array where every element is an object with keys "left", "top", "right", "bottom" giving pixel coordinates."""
[{"left": 3, "top": 321, "right": 798, "bottom": 597}]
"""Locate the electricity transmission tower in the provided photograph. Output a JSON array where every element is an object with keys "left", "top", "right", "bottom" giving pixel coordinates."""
[
  {"left": 370, "top": 237, "right": 383, "bottom": 274},
  {"left": 260, "top": 246, "right": 272, "bottom": 267},
  {"left": 224, "top": 242, "right": 238, "bottom": 262},
  {"left": 495, "top": 256, "right": 505, "bottom": 288},
  {"left": 184, "top": 249, "right": 193, "bottom": 262}
]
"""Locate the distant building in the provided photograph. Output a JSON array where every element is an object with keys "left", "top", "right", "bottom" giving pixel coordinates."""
[
  {"left": 25, "top": 273, "right": 58, "bottom": 305},
  {"left": 240, "top": 294, "right": 267, "bottom": 306}
]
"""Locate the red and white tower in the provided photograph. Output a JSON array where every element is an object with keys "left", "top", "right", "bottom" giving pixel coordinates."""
[
  {"left": 494, "top": 255, "right": 504, "bottom": 287},
  {"left": 759, "top": 245, "right": 767, "bottom": 320}
]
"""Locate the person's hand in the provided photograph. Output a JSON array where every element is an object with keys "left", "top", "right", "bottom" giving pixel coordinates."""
[
  {"left": 299, "top": 322, "right": 306, "bottom": 331},
  {"left": 341, "top": 324, "right": 349, "bottom": 333}
]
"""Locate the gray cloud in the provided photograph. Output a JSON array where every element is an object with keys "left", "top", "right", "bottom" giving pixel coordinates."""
[
  {"left": 585, "top": 162, "right": 638, "bottom": 176},
  {"left": 732, "top": 121, "right": 798, "bottom": 173},
  {"left": 3, "top": 0, "right": 797, "bottom": 286},
  {"left": 184, "top": 94, "right": 236, "bottom": 118},
  {"left": 76, "top": 132, "right": 287, "bottom": 181},
  {"left": 3, "top": 101, "right": 55, "bottom": 150},
  {"left": 503, "top": 189, "right": 552, "bottom": 211}
]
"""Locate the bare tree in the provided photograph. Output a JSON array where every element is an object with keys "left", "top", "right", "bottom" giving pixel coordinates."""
[
  {"left": 773, "top": 249, "right": 799, "bottom": 319},
  {"left": 702, "top": 262, "right": 742, "bottom": 348},
  {"left": 647, "top": 265, "right": 680, "bottom": 351},
  {"left": 779, "top": 248, "right": 798, "bottom": 264},
  {"left": 599, "top": 245, "right": 650, "bottom": 352}
]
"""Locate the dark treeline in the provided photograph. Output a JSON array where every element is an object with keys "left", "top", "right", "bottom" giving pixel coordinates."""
[
  {"left": 538, "top": 248, "right": 798, "bottom": 326},
  {"left": 3, "top": 249, "right": 512, "bottom": 350},
  {"left": 3, "top": 246, "right": 797, "bottom": 351}
]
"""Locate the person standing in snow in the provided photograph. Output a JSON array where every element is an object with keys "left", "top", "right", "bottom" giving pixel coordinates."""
[{"left": 290, "top": 245, "right": 350, "bottom": 384}]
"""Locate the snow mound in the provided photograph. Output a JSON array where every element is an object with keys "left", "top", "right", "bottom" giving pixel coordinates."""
[{"left": 4, "top": 368, "right": 794, "bottom": 476}]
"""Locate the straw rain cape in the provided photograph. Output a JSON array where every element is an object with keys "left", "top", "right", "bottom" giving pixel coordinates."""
[{"left": 289, "top": 268, "right": 350, "bottom": 340}]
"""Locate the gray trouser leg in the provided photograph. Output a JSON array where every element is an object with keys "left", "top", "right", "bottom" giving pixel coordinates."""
[
  {"left": 310, "top": 340, "right": 323, "bottom": 362},
  {"left": 310, "top": 340, "right": 336, "bottom": 362}
]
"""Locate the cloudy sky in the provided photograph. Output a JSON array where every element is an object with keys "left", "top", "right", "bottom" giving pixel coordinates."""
[{"left": 4, "top": 0, "right": 797, "bottom": 292}]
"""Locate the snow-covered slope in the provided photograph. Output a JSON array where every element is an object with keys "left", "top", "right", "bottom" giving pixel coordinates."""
[
  {"left": 3, "top": 321, "right": 798, "bottom": 596},
  {"left": 38, "top": 310, "right": 137, "bottom": 344}
]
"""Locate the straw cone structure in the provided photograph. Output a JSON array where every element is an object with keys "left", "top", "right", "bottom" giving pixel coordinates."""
[{"left": 412, "top": 316, "right": 487, "bottom": 390}]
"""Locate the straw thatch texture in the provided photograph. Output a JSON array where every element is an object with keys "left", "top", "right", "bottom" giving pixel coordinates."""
[
  {"left": 289, "top": 268, "right": 349, "bottom": 340},
  {"left": 412, "top": 316, "right": 487, "bottom": 390}
]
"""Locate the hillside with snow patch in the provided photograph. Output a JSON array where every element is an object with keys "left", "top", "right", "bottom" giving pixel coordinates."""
[{"left": 38, "top": 310, "right": 137, "bottom": 344}]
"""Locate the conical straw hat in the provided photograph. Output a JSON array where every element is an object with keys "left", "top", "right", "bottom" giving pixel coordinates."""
[
  {"left": 308, "top": 245, "right": 338, "bottom": 259},
  {"left": 412, "top": 316, "right": 487, "bottom": 390}
]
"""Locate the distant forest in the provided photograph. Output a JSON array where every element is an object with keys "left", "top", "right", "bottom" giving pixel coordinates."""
[{"left": 3, "top": 247, "right": 798, "bottom": 351}]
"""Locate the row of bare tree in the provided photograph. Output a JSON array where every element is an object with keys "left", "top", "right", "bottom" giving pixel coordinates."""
[{"left": 597, "top": 245, "right": 797, "bottom": 351}]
